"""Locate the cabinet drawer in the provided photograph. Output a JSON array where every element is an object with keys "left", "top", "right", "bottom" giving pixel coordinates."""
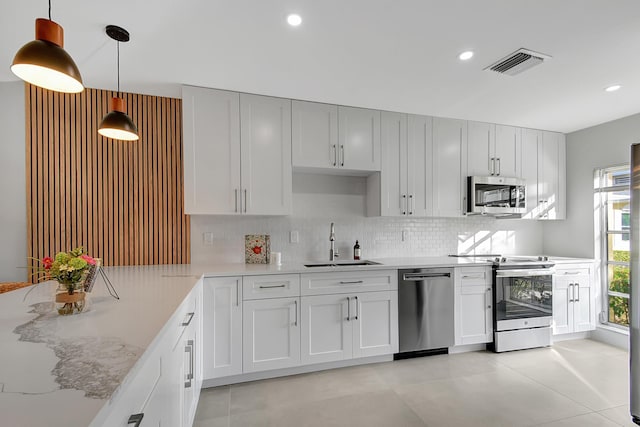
[
  {"left": 301, "top": 270, "right": 397, "bottom": 296},
  {"left": 170, "top": 292, "right": 198, "bottom": 349},
  {"left": 99, "top": 352, "right": 161, "bottom": 426},
  {"left": 555, "top": 265, "right": 590, "bottom": 277},
  {"left": 243, "top": 274, "right": 300, "bottom": 300},
  {"left": 458, "top": 267, "right": 491, "bottom": 286}
]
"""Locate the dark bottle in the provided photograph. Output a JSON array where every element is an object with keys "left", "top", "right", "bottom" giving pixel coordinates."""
[{"left": 353, "top": 240, "right": 361, "bottom": 260}]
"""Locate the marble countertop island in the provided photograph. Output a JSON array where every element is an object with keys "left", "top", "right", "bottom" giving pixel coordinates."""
[{"left": 0, "top": 256, "right": 593, "bottom": 426}]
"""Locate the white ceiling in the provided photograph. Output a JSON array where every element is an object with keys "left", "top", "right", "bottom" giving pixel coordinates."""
[{"left": 2, "top": 0, "right": 640, "bottom": 133}]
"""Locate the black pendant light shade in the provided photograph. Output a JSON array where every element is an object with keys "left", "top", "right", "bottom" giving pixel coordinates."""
[
  {"left": 11, "top": 18, "right": 84, "bottom": 93},
  {"left": 98, "top": 25, "right": 138, "bottom": 141},
  {"left": 99, "top": 97, "right": 139, "bottom": 141}
]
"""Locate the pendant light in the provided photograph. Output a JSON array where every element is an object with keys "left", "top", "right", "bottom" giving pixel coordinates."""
[
  {"left": 11, "top": 0, "right": 84, "bottom": 93},
  {"left": 98, "top": 25, "right": 138, "bottom": 141}
]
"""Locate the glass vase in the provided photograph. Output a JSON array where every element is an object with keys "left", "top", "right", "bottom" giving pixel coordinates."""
[{"left": 54, "top": 280, "right": 87, "bottom": 315}]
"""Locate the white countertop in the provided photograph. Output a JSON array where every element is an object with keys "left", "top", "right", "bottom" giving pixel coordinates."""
[{"left": 0, "top": 256, "right": 594, "bottom": 426}]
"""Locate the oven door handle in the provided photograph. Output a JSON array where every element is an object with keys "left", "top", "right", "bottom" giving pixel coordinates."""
[{"left": 495, "top": 268, "right": 555, "bottom": 277}]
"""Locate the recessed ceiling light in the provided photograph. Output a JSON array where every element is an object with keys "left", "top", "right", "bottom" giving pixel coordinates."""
[
  {"left": 458, "top": 51, "right": 474, "bottom": 61},
  {"left": 287, "top": 14, "right": 302, "bottom": 27},
  {"left": 605, "top": 84, "right": 621, "bottom": 92}
]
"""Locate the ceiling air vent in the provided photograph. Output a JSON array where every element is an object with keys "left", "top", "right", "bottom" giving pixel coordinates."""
[{"left": 485, "top": 48, "right": 552, "bottom": 76}]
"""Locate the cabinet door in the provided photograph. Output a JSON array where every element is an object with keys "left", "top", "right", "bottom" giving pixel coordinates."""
[
  {"left": 182, "top": 286, "right": 201, "bottom": 427},
  {"left": 240, "top": 94, "right": 292, "bottom": 215},
  {"left": 557, "top": 133, "right": 567, "bottom": 220},
  {"left": 203, "top": 277, "right": 242, "bottom": 379},
  {"left": 459, "top": 285, "right": 493, "bottom": 345},
  {"left": 407, "top": 114, "right": 433, "bottom": 216},
  {"left": 352, "top": 291, "right": 398, "bottom": 358},
  {"left": 572, "top": 274, "right": 594, "bottom": 332},
  {"left": 539, "top": 131, "right": 562, "bottom": 220},
  {"left": 467, "top": 121, "right": 493, "bottom": 176},
  {"left": 521, "top": 128, "right": 541, "bottom": 219},
  {"left": 338, "top": 106, "right": 381, "bottom": 171},
  {"left": 494, "top": 125, "right": 521, "bottom": 178},
  {"left": 433, "top": 117, "right": 467, "bottom": 217},
  {"left": 292, "top": 100, "right": 338, "bottom": 169},
  {"left": 300, "top": 294, "right": 352, "bottom": 364},
  {"left": 552, "top": 275, "right": 573, "bottom": 335},
  {"left": 380, "top": 111, "right": 407, "bottom": 216},
  {"left": 182, "top": 86, "right": 241, "bottom": 214},
  {"left": 243, "top": 297, "right": 301, "bottom": 372},
  {"left": 182, "top": 328, "right": 197, "bottom": 427}
]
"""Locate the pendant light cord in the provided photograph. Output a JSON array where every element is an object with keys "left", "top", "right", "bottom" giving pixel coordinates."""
[
  {"left": 116, "top": 41, "right": 120, "bottom": 97},
  {"left": 48, "top": 0, "right": 52, "bottom": 20}
]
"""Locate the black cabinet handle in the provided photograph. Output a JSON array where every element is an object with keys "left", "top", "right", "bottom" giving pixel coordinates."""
[{"left": 128, "top": 413, "right": 144, "bottom": 426}]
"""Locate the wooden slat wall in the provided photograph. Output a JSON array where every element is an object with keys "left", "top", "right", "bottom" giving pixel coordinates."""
[{"left": 25, "top": 85, "right": 190, "bottom": 278}]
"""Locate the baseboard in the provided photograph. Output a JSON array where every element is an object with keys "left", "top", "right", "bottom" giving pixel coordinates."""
[
  {"left": 448, "top": 343, "right": 488, "bottom": 354},
  {"left": 552, "top": 331, "right": 590, "bottom": 342},
  {"left": 590, "top": 326, "right": 629, "bottom": 351},
  {"left": 202, "top": 354, "right": 393, "bottom": 388}
]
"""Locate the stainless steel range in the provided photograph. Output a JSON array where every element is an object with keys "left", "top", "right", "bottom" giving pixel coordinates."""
[{"left": 490, "top": 256, "right": 555, "bottom": 352}]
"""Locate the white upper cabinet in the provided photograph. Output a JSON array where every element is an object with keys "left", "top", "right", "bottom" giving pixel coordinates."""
[
  {"left": 467, "top": 121, "right": 493, "bottom": 177},
  {"left": 407, "top": 115, "right": 433, "bottom": 217},
  {"left": 379, "top": 112, "right": 432, "bottom": 217},
  {"left": 494, "top": 125, "right": 521, "bottom": 178},
  {"left": 292, "top": 100, "right": 338, "bottom": 169},
  {"left": 433, "top": 117, "right": 467, "bottom": 217},
  {"left": 182, "top": 86, "right": 240, "bottom": 214},
  {"left": 380, "top": 112, "right": 408, "bottom": 216},
  {"left": 240, "top": 94, "right": 292, "bottom": 215},
  {"left": 520, "top": 128, "right": 540, "bottom": 219},
  {"left": 467, "top": 121, "right": 520, "bottom": 177},
  {"left": 338, "top": 106, "right": 381, "bottom": 171},
  {"left": 292, "top": 102, "right": 381, "bottom": 172},
  {"left": 520, "top": 129, "right": 566, "bottom": 220},
  {"left": 538, "top": 131, "right": 566, "bottom": 220},
  {"left": 182, "top": 86, "right": 292, "bottom": 215}
]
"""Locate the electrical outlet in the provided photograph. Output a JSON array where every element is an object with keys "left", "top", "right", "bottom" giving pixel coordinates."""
[
  {"left": 203, "top": 232, "right": 214, "bottom": 246},
  {"left": 290, "top": 230, "right": 299, "bottom": 243}
]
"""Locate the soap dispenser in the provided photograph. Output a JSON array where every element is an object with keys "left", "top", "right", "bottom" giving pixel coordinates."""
[{"left": 353, "top": 240, "right": 361, "bottom": 260}]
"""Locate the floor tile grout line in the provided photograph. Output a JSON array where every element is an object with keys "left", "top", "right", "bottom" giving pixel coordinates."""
[
  {"left": 388, "top": 386, "right": 430, "bottom": 427},
  {"left": 494, "top": 359, "right": 610, "bottom": 418}
]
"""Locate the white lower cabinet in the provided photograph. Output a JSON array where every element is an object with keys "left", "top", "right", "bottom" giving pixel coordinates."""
[
  {"left": 204, "top": 271, "right": 397, "bottom": 383},
  {"left": 455, "top": 267, "right": 493, "bottom": 345},
  {"left": 553, "top": 263, "right": 595, "bottom": 335},
  {"left": 301, "top": 294, "right": 352, "bottom": 364},
  {"left": 96, "top": 282, "right": 202, "bottom": 427},
  {"left": 243, "top": 297, "right": 301, "bottom": 372},
  {"left": 203, "top": 277, "right": 243, "bottom": 379},
  {"left": 300, "top": 291, "right": 398, "bottom": 364},
  {"left": 352, "top": 291, "right": 399, "bottom": 357}
]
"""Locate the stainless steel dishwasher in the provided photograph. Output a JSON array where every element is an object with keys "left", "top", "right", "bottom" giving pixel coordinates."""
[{"left": 397, "top": 268, "right": 455, "bottom": 357}]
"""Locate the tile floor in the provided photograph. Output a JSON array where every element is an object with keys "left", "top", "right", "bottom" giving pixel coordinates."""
[{"left": 194, "top": 339, "right": 636, "bottom": 427}]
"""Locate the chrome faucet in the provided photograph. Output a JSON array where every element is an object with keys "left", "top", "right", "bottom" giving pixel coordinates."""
[{"left": 330, "top": 222, "right": 339, "bottom": 261}]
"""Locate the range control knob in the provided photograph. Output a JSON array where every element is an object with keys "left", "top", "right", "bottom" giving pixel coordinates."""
[
  {"left": 494, "top": 257, "right": 501, "bottom": 263},
  {"left": 538, "top": 256, "right": 549, "bottom": 261},
  {"left": 501, "top": 257, "right": 507, "bottom": 263}
]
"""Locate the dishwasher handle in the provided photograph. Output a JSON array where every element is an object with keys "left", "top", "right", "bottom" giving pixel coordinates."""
[{"left": 402, "top": 273, "right": 451, "bottom": 281}]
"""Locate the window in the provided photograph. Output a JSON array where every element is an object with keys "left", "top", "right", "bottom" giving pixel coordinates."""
[{"left": 595, "top": 165, "right": 630, "bottom": 327}]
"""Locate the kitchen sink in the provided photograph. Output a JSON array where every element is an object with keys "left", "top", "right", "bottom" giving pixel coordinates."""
[{"left": 304, "top": 260, "right": 381, "bottom": 268}]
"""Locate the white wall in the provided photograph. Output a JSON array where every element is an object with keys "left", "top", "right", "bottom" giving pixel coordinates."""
[
  {"left": 191, "top": 173, "right": 544, "bottom": 265},
  {"left": 543, "top": 113, "right": 640, "bottom": 257},
  {"left": 0, "top": 82, "right": 26, "bottom": 282}
]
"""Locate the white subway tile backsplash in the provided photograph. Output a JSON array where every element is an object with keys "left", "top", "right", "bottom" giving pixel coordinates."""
[{"left": 190, "top": 215, "right": 544, "bottom": 265}]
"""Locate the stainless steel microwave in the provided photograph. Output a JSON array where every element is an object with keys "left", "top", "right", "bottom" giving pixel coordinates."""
[{"left": 467, "top": 176, "right": 526, "bottom": 216}]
